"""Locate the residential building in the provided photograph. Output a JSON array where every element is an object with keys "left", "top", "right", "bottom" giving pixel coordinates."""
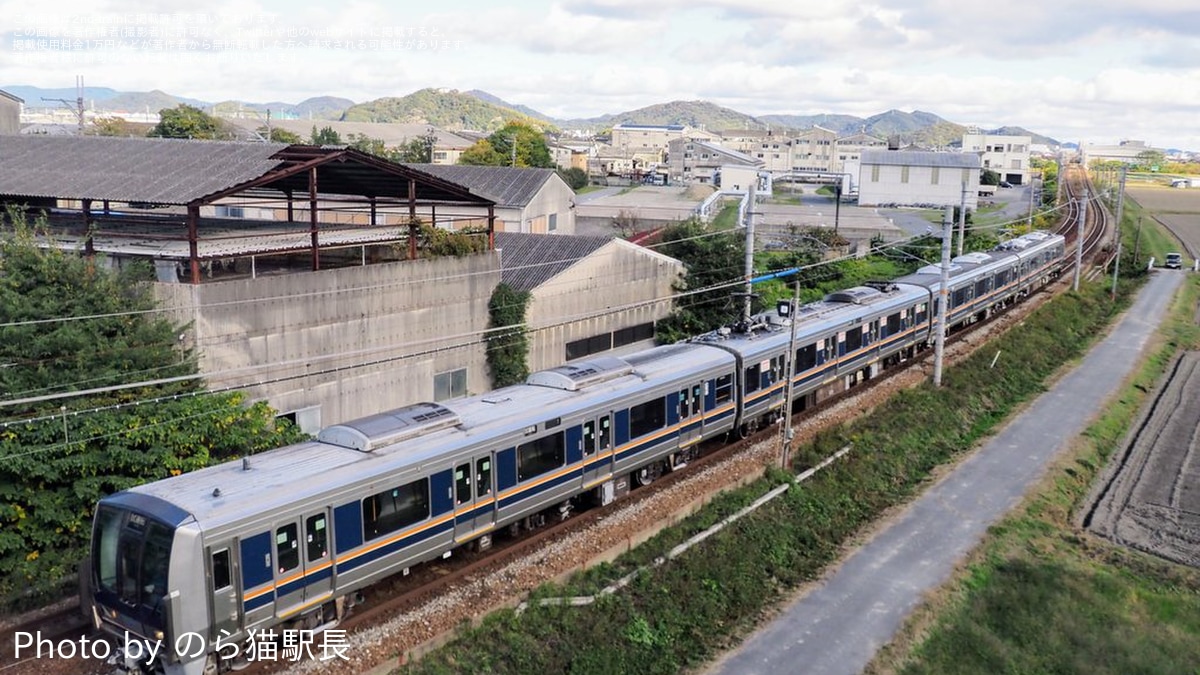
[
  {"left": 788, "top": 126, "right": 838, "bottom": 172},
  {"left": 834, "top": 132, "right": 887, "bottom": 172},
  {"left": 962, "top": 131, "right": 1032, "bottom": 185},
  {"left": 610, "top": 123, "right": 688, "bottom": 154},
  {"left": 548, "top": 142, "right": 592, "bottom": 172},
  {"left": 857, "top": 149, "right": 981, "bottom": 209}
]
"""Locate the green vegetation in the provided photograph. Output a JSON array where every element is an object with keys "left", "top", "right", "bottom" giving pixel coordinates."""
[
  {"left": 878, "top": 275, "right": 1200, "bottom": 675},
  {"left": 397, "top": 273, "right": 1137, "bottom": 675},
  {"left": 651, "top": 218, "right": 744, "bottom": 343},
  {"left": 709, "top": 203, "right": 739, "bottom": 230},
  {"left": 559, "top": 167, "right": 589, "bottom": 191},
  {"left": 310, "top": 125, "right": 342, "bottom": 145},
  {"left": 0, "top": 210, "right": 305, "bottom": 608},
  {"left": 459, "top": 122, "right": 554, "bottom": 169},
  {"left": 485, "top": 283, "right": 531, "bottom": 388},
  {"left": 147, "top": 103, "right": 235, "bottom": 140},
  {"left": 343, "top": 88, "right": 553, "bottom": 132}
]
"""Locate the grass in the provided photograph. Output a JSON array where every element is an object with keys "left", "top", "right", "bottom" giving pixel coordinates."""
[
  {"left": 574, "top": 185, "right": 603, "bottom": 195},
  {"left": 710, "top": 203, "right": 740, "bottom": 231},
  {"left": 394, "top": 277, "right": 1142, "bottom": 675},
  {"left": 867, "top": 213, "right": 1200, "bottom": 675}
]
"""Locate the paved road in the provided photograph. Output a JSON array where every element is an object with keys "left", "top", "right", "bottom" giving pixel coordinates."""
[{"left": 707, "top": 269, "right": 1184, "bottom": 675}]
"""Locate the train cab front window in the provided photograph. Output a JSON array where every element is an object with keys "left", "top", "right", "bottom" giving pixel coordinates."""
[{"left": 93, "top": 506, "right": 174, "bottom": 620}]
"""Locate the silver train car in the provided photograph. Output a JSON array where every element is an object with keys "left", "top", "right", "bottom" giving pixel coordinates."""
[{"left": 85, "top": 232, "right": 1065, "bottom": 674}]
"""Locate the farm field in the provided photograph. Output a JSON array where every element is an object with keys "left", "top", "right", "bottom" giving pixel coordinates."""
[
  {"left": 1128, "top": 185, "right": 1200, "bottom": 259},
  {"left": 1086, "top": 351, "right": 1200, "bottom": 567}
]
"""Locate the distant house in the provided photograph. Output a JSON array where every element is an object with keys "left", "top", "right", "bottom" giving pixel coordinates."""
[
  {"left": 857, "top": 149, "right": 980, "bottom": 209},
  {"left": 408, "top": 164, "right": 576, "bottom": 234},
  {"left": 1080, "top": 140, "right": 1164, "bottom": 167},
  {"left": 0, "top": 89, "right": 22, "bottom": 135}
]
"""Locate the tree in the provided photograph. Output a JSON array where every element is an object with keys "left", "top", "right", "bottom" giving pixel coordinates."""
[
  {"left": 559, "top": 167, "right": 589, "bottom": 190},
  {"left": 458, "top": 122, "right": 554, "bottom": 168},
  {"left": 395, "top": 127, "right": 438, "bottom": 163},
  {"left": 1134, "top": 149, "right": 1165, "bottom": 172},
  {"left": 980, "top": 169, "right": 1000, "bottom": 186},
  {"left": 147, "top": 104, "right": 232, "bottom": 140},
  {"left": 346, "top": 133, "right": 400, "bottom": 161},
  {"left": 652, "top": 218, "right": 745, "bottom": 343},
  {"left": 310, "top": 125, "right": 342, "bottom": 145},
  {"left": 261, "top": 127, "right": 302, "bottom": 144},
  {"left": 459, "top": 139, "right": 505, "bottom": 166},
  {"left": 0, "top": 208, "right": 305, "bottom": 606},
  {"left": 89, "top": 117, "right": 143, "bottom": 137}
]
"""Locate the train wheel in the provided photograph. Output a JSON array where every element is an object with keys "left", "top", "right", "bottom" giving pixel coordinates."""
[{"left": 635, "top": 462, "right": 663, "bottom": 486}]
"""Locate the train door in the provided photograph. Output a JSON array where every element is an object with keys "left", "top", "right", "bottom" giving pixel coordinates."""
[
  {"left": 678, "top": 384, "right": 703, "bottom": 447},
  {"left": 454, "top": 455, "right": 496, "bottom": 542},
  {"left": 207, "top": 543, "right": 240, "bottom": 640},
  {"left": 581, "top": 414, "right": 613, "bottom": 487},
  {"left": 301, "top": 510, "right": 333, "bottom": 603},
  {"left": 271, "top": 519, "right": 304, "bottom": 616}
]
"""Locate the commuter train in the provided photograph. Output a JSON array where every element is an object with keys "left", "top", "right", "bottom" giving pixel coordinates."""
[{"left": 85, "top": 232, "right": 1065, "bottom": 674}]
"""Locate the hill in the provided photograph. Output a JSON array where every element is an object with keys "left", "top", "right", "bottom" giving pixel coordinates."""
[
  {"left": 341, "top": 88, "right": 553, "bottom": 132},
  {"left": 757, "top": 113, "right": 865, "bottom": 134},
  {"left": 986, "top": 125, "right": 1060, "bottom": 148},
  {"left": 561, "top": 100, "right": 766, "bottom": 132},
  {"left": 212, "top": 96, "right": 353, "bottom": 122},
  {"left": 465, "top": 90, "right": 554, "bottom": 123}
]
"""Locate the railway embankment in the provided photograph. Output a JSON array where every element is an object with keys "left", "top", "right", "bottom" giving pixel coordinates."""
[{"left": 354, "top": 279, "right": 1138, "bottom": 674}]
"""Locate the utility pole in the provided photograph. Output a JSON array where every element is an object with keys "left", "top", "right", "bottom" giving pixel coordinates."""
[
  {"left": 933, "top": 205, "right": 953, "bottom": 387},
  {"left": 1112, "top": 166, "right": 1127, "bottom": 249},
  {"left": 1133, "top": 214, "right": 1143, "bottom": 267},
  {"left": 1026, "top": 170, "right": 1037, "bottom": 231},
  {"left": 1110, "top": 240, "right": 1121, "bottom": 301},
  {"left": 42, "top": 75, "right": 85, "bottom": 134},
  {"left": 1073, "top": 192, "right": 1087, "bottom": 292},
  {"left": 779, "top": 278, "right": 801, "bottom": 469},
  {"left": 742, "top": 184, "right": 757, "bottom": 323},
  {"left": 833, "top": 182, "right": 842, "bottom": 236},
  {"left": 510, "top": 136, "right": 517, "bottom": 167},
  {"left": 956, "top": 182, "right": 967, "bottom": 256}
]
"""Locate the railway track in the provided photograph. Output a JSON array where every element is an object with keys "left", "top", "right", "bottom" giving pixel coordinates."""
[{"left": 2, "top": 179, "right": 1114, "bottom": 675}]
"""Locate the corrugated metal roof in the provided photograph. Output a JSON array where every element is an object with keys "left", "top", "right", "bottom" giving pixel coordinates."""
[
  {"left": 0, "top": 135, "right": 288, "bottom": 204},
  {"left": 860, "top": 149, "right": 981, "bottom": 169},
  {"left": 405, "top": 164, "right": 555, "bottom": 207},
  {"left": 495, "top": 231, "right": 612, "bottom": 291}
]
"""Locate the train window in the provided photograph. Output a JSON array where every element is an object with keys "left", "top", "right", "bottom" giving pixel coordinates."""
[
  {"left": 678, "top": 389, "right": 690, "bottom": 419},
  {"left": 915, "top": 303, "right": 928, "bottom": 325},
  {"left": 796, "top": 344, "right": 817, "bottom": 371},
  {"left": 455, "top": 463, "right": 471, "bottom": 505},
  {"left": 276, "top": 524, "right": 299, "bottom": 574},
  {"left": 362, "top": 479, "right": 430, "bottom": 541},
  {"left": 517, "top": 432, "right": 565, "bottom": 482},
  {"left": 305, "top": 515, "right": 328, "bottom": 561},
  {"left": 771, "top": 356, "right": 785, "bottom": 382},
  {"left": 845, "top": 326, "right": 863, "bottom": 352},
  {"left": 975, "top": 279, "right": 988, "bottom": 297},
  {"left": 211, "top": 549, "right": 231, "bottom": 591},
  {"left": 744, "top": 364, "right": 761, "bottom": 393},
  {"left": 953, "top": 287, "right": 969, "bottom": 307},
  {"left": 629, "top": 398, "right": 666, "bottom": 439},
  {"left": 714, "top": 374, "right": 734, "bottom": 404},
  {"left": 886, "top": 313, "right": 901, "bottom": 337},
  {"left": 583, "top": 420, "right": 596, "bottom": 455},
  {"left": 691, "top": 385, "right": 702, "bottom": 416},
  {"left": 140, "top": 523, "right": 172, "bottom": 611},
  {"left": 598, "top": 415, "right": 611, "bottom": 450},
  {"left": 476, "top": 457, "right": 492, "bottom": 496}
]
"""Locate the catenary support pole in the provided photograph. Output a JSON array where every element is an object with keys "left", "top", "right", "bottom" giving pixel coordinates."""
[
  {"left": 1073, "top": 192, "right": 1087, "bottom": 292},
  {"left": 933, "top": 205, "right": 953, "bottom": 387}
]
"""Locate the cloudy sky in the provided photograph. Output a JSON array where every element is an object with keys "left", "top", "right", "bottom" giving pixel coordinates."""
[{"left": 3, "top": 0, "right": 1200, "bottom": 149}]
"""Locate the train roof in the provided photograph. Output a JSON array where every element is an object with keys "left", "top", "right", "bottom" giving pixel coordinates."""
[
  {"left": 691, "top": 281, "right": 928, "bottom": 358},
  {"left": 894, "top": 232, "right": 1062, "bottom": 288},
  {"left": 111, "top": 343, "right": 736, "bottom": 532}
]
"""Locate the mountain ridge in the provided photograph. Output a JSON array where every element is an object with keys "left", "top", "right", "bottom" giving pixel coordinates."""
[{"left": 5, "top": 84, "right": 1061, "bottom": 146}]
